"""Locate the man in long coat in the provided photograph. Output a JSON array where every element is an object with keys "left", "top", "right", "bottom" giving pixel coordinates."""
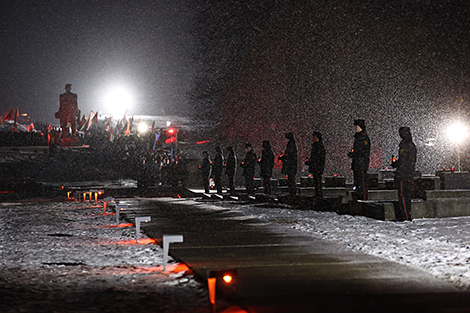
[
  {"left": 348, "top": 119, "right": 370, "bottom": 200},
  {"left": 392, "top": 127, "right": 417, "bottom": 221}
]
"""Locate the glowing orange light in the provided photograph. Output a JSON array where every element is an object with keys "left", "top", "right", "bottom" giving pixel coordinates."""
[
  {"left": 223, "top": 275, "right": 232, "bottom": 283},
  {"left": 392, "top": 157, "right": 397, "bottom": 163},
  {"left": 334, "top": 174, "right": 338, "bottom": 177},
  {"left": 61, "top": 185, "right": 65, "bottom": 189}
]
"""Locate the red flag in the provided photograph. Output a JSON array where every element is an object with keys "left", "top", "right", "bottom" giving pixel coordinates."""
[
  {"left": 104, "top": 116, "right": 112, "bottom": 132},
  {"left": 12, "top": 108, "right": 19, "bottom": 132},
  {"left": 78, "top": 115, "right": 87, "bottom": 131},
  {"left": 26, "top": 122, "right": 35, "bottom": 132},
  {"left": 151, "top": 121, "right": 155, "bottom": 133},
  {"left": 86, "top": 111, "right": 95, "bottom": 130},
  {"left": 4, "top": 108, "right": 15, "bottom": 120}
]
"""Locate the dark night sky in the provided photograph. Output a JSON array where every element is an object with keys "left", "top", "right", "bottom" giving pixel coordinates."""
[{"left": 0, "top": 0, "right": 195, "bottom": 124}]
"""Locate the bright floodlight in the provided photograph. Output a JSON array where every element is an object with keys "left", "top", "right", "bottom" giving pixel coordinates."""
[
  {"left": 104, "top": 87, "right": 133, "bottom": 117},
  {"left": 447, "top": 122, "right": 469, "bottom": 144},
  {"left": 137, "top": 121, "right": 148, "bottom": 134}
]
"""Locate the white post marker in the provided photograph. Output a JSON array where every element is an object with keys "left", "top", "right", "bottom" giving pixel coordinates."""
[
  {"left": 115, "top": 202, "right": 128, "bottom": 227},
  {"left": 162, "top": 234, "right": 184, "bottom": 271},
  {"left": 103, "top": 197, "right": 114, "bottom": 214},
  {"left": 135, "top": 216, "right": 151, "bottom": 243}
]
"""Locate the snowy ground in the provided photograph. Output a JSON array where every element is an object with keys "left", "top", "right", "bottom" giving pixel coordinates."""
[
  {"left": 3, "top": 195, "right": 470, "bottom": 312},
  {"left": 210, "top": 200, "right": 470, "bottom": 291},
  {"left": 0, "top": 200, "right": 211, "bottom": 313}
]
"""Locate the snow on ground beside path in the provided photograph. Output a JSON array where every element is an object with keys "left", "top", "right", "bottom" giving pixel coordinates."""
[
  {"left": 0, "top": 200, "right": 209, "bottom": 313},
  {"left": 192, "top": 200, "right": 470, "bottom": 291}
]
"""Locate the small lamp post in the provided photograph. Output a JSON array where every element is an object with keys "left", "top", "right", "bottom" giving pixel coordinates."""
[{"left": 447, "top": 122, "right": 469, "bottom": 172}]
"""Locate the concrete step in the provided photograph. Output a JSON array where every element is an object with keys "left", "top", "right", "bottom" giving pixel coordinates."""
[
  {"left": 425, "top": 189, "right": 470, "bottom": 199},
  {"left": 368, "top": 189, "right": 398, "bottom": 201}
]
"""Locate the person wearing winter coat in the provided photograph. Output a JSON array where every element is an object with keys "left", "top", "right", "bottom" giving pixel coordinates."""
[
  {"left": 213, "top": 147, "right": 224, "bottom": 194},
  {"left": 259, "top": 140, "right": 275, "bottom": 194},
  {"left": 199, "top": 151, "right": 211, "bottom": 193},
  {"left": 306, "top": 131, "right": 326, "bottom": 197},
  {"left": 392, "top": 127, "right": 417, "bottom": 221},
  {"left": 280, "top": 132, "right": 298, "bottom": 196},
  {"left": 224, "top": 146, "right": 237, "bottom": 194},
  {"left": 348, "top": 119, "right": 370, "bottom": 200},
  {"left": 241, "top": 143, "right": 257, "bottom": 195}
]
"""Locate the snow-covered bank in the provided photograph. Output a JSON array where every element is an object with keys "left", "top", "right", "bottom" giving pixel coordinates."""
[
  {"left": 217, "top": 202, "right": 470, "bottom": 290},
  {"left": 0, "top": 200, "right": 209, "bottom": 313}
]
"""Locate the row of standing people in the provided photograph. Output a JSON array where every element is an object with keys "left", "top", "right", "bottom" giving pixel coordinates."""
[
  {"left": 199, "top": 119, "right": 416, "bottom": 221},
  {"left": 199, "top": 131, "right": 325, "bottom": 197}
]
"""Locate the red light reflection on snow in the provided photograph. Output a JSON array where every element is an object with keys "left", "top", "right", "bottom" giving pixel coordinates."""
[
  {"left": 102, "top": 223, "right": 134, "bottom": 228},
  {"left": 115, "top": 238, "right": 157, "bottom": 245}
]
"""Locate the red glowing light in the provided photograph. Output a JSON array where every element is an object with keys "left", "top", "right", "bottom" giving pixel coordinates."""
[
  {"left": 334, "top": 174, "right": 337, "bottom": 177},
  {"left": 223, "top": 275, "right": 233, "bottom": 283},
  {"left": 196, "top": 140, "right": 213, "bottom": 144}
]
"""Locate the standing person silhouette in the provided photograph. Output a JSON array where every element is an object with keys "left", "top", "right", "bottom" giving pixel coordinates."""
[{"left": 348, "top": 119, "right": 370, "bottom": 200}]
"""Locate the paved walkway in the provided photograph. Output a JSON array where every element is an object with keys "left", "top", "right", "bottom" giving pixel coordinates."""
[{"left": 121, "top": 197, "right": 470, "bottom": 313}]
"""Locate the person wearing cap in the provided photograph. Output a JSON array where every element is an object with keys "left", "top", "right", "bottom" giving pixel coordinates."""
[
  {"left": 306, "top": 131, "right": 326, "bottom": 198},
  {"left": 259, "top": 140, "right": 275, "bottom": 194},
  {"left": 280, "top": 132, "right": 298, "bottom": 196},
  {"left": 348, "top": 119, "right": 371, "bottom": 200},
  {"left": 225, "top": 146, "right": 237, "bottom": 194},
  {"left": 213, "top": 147, "right": 224, "bottom": 194},
  {"left": 241, "top": 143, "right": 257, "bottom": 195},
  {"left": 392, "top": 127, "right": 417, "bottom": 221},
  {"left": 199, "top": 151, "right": 211, "bottom": 193},
  {"left": 56, "top": 83, "right": 79, "bottom": 139}
]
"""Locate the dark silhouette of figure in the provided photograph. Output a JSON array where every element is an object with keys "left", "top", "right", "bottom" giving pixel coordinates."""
[
  {"left": 213, "top": 147, "right": 224, "bottom": 194},
  {"left": 241, "top": 143, "right": 257, "bottom": 195},
  {"left": 56, "top": 84, "right": 79, "bottom": 139},
  {"left": 392, "top": 127, "right": 417, "bottom": 221},
  {"left": 225, "top": 146, "right": 237, "bottom": 194},
  {"left": 280, "top": 132, "right": 298, "bottom": 196},
  {"left": 306, "top": 131, "right": 326, "bottom": 198},
  {"left": 199, "top": 151, "right": 211, "bottom": 193},
  {"left": 348, "top": 119, "right": 371, "bottom": 200},
  {"left": 259, "top": 140, "right": 275, "bottom": 194}
]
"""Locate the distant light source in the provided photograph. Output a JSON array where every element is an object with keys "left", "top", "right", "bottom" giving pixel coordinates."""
[
  {"left": 447, "top": 121, "right": 469, "bottom": 172},
  {"left": 222, "top": 275, "right": 233, "bottom": 283},
  {"left": 137, "top": 121, "right": 148, "bottom": 134},
  {"left": 447, "top": 122, "right": 468, "bottom": 144},
  {"left": 104, "top": 87, "right": 133, "bottom": 117}
]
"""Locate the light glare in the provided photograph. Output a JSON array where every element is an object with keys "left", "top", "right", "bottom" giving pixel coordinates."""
[
  {"left": 137, "top": 121, "right": 148, "bottom": 133},
  {"left": 447, "top": 122, "right": 468, "bottom": 144},
  {"left": 104, "top": 87, "right": 133, "bottom": 117}
]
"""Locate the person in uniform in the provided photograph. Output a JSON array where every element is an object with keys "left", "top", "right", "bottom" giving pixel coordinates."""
[
  {"left": 199, "top": 151, "right": 211, "bottom": 193},
  {"left": 225, "top": 146, "right": 237, "bottom": 194},
  {"left": 56, "top": 84, "right": 79, "bottom": 139},
  {"left": 306, "top": 131, "right": 326, "bottom": 198},
  {"left": 259, "top": 140, "right": 275, "bottom": 194},
  {"left": 392, "top": 127, "right": 417, "bottom": 221},
  {"left": 280, "top": 132, "right": 298, "bottom": 196},
  {"left": 241, "top": 143, "right": 257, "bottom": 195},
  {"left": 213, "top": 147, "right": 224, "bottom": 194},
  {"left": 348, "top": 119, "right": 370, "bottom": 200}
]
